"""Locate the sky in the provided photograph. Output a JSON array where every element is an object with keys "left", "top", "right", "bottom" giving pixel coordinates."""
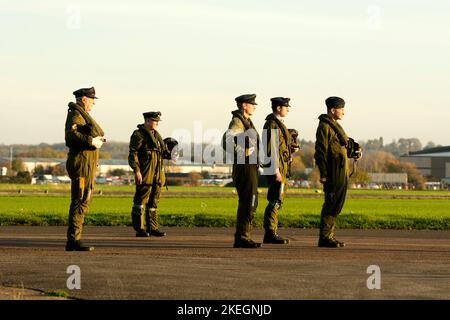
[{"left": 1, "top": 0, "right": 449, "bottom": 146}]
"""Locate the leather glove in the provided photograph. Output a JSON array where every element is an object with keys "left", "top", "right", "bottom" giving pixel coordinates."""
[{"left": 91, "top": 136, "right": 104, "bottom": 149}]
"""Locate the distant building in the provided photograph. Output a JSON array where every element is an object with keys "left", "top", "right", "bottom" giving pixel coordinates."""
[
  {"left": 368, "top": 173, "right": 408, "bottom": 185},
  {"left": 166, "top": 161, "right": 232, "bottom": 178},
  {"left": 7, "top": 157, "right": 233, "bottom": 178},
  {"left": 97, "top": 159, "right": 131, "bottom": 176},
  {"left": 400, "top": 146, "right": 450, "bottom": 181},
  {"left": 21, "top": 158, "right": 65, "bottom": 173},
  {"left": 97, "top": 160, "right": 232, "bottom": 177},
  {"left": 19, "top": 158, "right": 132, "bottom": 176}
]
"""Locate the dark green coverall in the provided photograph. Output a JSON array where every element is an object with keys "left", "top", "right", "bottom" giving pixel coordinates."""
[
  {"left": 128, "top": 124, "right": 167, "bottom": 233},
  {"left": 314, "top": 114, "right": 349, "bottom": 240},
  {"left": 65, "top": 102, "right": 104, "bottom": 242},
  {"left": 262, "top": 113, "right": 292, "bottom": 233},
  {"left": 224, "top": 110, "right": 260, "bottom": 242}
]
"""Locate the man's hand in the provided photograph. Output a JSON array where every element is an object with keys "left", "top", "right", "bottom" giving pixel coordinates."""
[
  {"left": 245, "top": 147, "right": 255, "bottom": 157},
  {"left": 275, "top": 168, "right": 283, "bottom": 183},
  {"left": 91, "top": 136, "right": 105, "bottom": 149},
  {"left": 135, "top": 172, "right": 142, "bottom": 185},
  {"left": 320, "top": 177, "right": 327, "bottom": 184}
]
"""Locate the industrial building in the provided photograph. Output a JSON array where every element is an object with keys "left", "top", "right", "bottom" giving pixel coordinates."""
[{"left": 400, "top": 146, "right": 450, "bottom": 183}]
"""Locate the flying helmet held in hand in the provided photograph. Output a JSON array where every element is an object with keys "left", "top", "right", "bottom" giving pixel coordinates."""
[
  {"left": 288, "top": 129, "right": 300, "bottom": 153},
  {"left": 163, "top": 137, "right": 179, "bottom": 160}
]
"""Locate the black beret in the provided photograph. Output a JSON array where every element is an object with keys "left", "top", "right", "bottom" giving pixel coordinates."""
[
  {"left": 271, "top": 97, "right": 291, "bottom": 108},
  {"left": 143, "top": 111, "right": 162, "bottom": 121},
  {"left": 325, "top": 96, "right": 345, "bottom": 109},
  {"left": 235, "top": 94, "right": 257, "bottom": 105},
  {"left": 73, "top": 87, "right": 98, "bottom": 99}
]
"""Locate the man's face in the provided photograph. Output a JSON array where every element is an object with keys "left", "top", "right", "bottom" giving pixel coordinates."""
[
  {"left": 242, "top": 102, "right": 256, "bottom": 116},
  {"left": 145, "top": 118, "right": 159, "bottom": 130},
  {"left": 277, "top": 105, "right": 290, "bottom": 118},
  {"left": 82, "top": 96, "right": 95, "bottom": 112},
  {"left": 331, "top": 107, "right": 345, "bottom": 120}
]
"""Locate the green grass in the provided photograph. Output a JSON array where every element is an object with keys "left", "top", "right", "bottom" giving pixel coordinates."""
[
  {"left": 45, "top": 290, "right": 70, "bottom": 298},
  {"left": 1, "top": 184, "right": 449, "bottom": 197},
  {"left": 0, "top": 195, "right": 449, "bottom": 229}
]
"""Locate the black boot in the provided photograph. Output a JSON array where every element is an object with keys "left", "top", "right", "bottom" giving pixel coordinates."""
[
  {"left": 318, "top": 237, "right": 345, "bottom": 248},
  {"left": 263, "top": 231, "right": 290, "bottom": 244},
  {"left": 66, "top": 240, "right": 94, "bottom": 252},
  {"left": 149, "top": 229, "right": 166, "bottom": 237},
  {"left": 136, "top": 231, "right": 150, "bottom": 237},
  {"left": 233, "top": 238, "right": 262, "bottom": 248}
]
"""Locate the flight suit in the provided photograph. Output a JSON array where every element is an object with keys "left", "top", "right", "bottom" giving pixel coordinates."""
[
  {"left": 314, "top": 114, "right": 349, "bottom": 240},
  {"left": 262, "top": 113, "right": 292, "bottom": 234},
  {"left": 65, "top": 102, "right": 104, "bottom": 242},
  {"left": 128, "top": 124, "right": 167, "bottom": 234},
  {"left": 223, "top": 109, "right": 260, "bottom": 242}
]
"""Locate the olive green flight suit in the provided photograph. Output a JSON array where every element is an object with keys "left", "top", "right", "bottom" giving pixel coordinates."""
[
  {"left": 314, "top": 114, "right": 349, "bottom": 239},
  {"left": 65, "top": 102, "right": 104, "bottom": 242},
  {"left": 128, "top": 124, "right": 167, "bottom": 233},
  {"left": 262, "top": 113, "right": 292, "bottom": 233},
  {"left": 223, "top": 110, "right": 260, "bottom": 242}
]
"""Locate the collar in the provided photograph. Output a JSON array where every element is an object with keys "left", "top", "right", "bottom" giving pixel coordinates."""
[{"left": 273, "top": 113, "right": 284, "bottom": 123}]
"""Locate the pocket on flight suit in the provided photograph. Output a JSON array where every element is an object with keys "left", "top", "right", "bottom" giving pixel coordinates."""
[
  {"left": 279, "top": 181, "right": 285, "bottom": 202},
  {"left": 78, "top": 177, "right": 85, "bottom": 200},
  {"left": 324, "top": 181, "right": 336, "bottom": 206},
  {"left": 251, "top": 193, "right": 258, "bottom": 210}
]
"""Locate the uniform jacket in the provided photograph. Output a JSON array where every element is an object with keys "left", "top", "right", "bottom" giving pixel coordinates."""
[
  {"left": 223, "top": 109, "right": 260, "bottom": 165},
  {"left": 128, "top": 124, "right": 167, "bottom": 186},
  {"left": 314, "top": 114, "right": 349, "bottom": 182},
  {"left": 65, "top": 102, "right": 104, "bottom": 180},
  {"left": 263, "top": 113, "right": 292, "bottom": 178}
]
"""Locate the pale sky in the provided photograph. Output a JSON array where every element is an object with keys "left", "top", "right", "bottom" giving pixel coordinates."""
[{"left": 1, "top": 0, "right": 449, "bottom": 146}]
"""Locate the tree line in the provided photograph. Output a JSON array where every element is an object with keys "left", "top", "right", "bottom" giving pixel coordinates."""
[
  {"left": 0, "top": 138, "right": 441, "bottom": 160},
  {"left": 0, "top": 137, "right": 444, "bottom": 188}
]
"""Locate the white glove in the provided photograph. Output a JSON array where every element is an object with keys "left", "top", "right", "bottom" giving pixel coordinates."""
[{"left": 91, "top": 136, "right": 104, "bottom": 149}]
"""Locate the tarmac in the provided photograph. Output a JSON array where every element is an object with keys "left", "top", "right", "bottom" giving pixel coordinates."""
[{"left": 0, "top": 226, "right": 449, "bottom": 300}]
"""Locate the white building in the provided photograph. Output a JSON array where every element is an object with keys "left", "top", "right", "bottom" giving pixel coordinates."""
[
  {"left": 165, "top": 162, "right": 232, "bottom": 177},
  {"left": 21, "top": 158, "right": 65, "bottom": 173},
  {"left": 97, "top": 159, "right": 131, "bottom": 176},
  {"left": 13, "top": 157, "right": 233, "bottom": 178},
  {"left": 368, "top": 173, "right": 408, "bottom": 184}
]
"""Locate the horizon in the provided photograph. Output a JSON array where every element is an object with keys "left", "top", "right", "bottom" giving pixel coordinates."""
[
  {"left": 0, "top": 137, "right": 444, "bottom": 152},
  {"left": 0, "top": 135, "right": 446, "bottom": 149}
]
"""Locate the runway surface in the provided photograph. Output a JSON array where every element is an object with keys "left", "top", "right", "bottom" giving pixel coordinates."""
[{"left": 0, "top": 226, "right": 449, "bottom": 300}]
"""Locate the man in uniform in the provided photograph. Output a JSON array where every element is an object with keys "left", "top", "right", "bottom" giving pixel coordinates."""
[
  {"left": 314, "top": 96, "right": 352, "bottom": 247},
  {"left": 261, "top": 97, "right": 292, "bottom": 244},
  {"left": 128, "top": 111, "right": 168, "bottom": 237},
  {"left": 223, "top": 94, "right": 261, "bottom": 248},
  {"left": 65, "top": 87, "right": 105, "bottom": 251}
]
